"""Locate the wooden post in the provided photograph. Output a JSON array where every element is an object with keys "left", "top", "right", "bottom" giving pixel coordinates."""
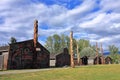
[
  {"left": 77, "top": 42, "right": 80, "bottom": 65},
  {"left": 100, "top": 43, "right": 104, "bottom": 64},
  {"left": 96, "top": 42, "right": 99, "bottom": 64},
  {"left": 34, "top": 20, "right": 38, "bottom": 48},
  {"left": 33, "top": 20, "right": 38, "bottom": 68},
  {"left": 70, "top": 31, "right": 75, "bottom": 68}
]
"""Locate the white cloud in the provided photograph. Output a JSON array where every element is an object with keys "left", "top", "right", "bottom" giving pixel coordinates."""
[
  {"left": 48, "top": 0, "right": 96, "bottom": 28},
  {"left": 98, "top": 37, "right": 111, "bottom": 42},
  {"left": 0, "top": 0, "right": 120, "bottom": 51},
  {"left": 79, "top": 13, "right": 106, "bottom": 28},
  {"left": 100, "top": 0, "right": 120, "bottom": 12},
  {"left": 39, "top": 27, "right": 71, "bottom": 37},
  {"left": 88, "top": 34, "right": 100, "bottom": 39},
  {"left": 110, "top": 23, "right": 120, "bottom": 29}
]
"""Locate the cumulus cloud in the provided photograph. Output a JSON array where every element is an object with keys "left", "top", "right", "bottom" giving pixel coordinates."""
[
  {"left": 0, "top": 0, "right": 120, "bottom": 51},
  {"left": 100, "top": 0, "right": 120, "bottom": 12}
]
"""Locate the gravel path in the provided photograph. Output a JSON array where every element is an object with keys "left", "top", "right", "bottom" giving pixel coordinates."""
[
  {"left": 0, "top": 67, "right": 70, "bottom": 75},
  {"left": 0, "top": 68, "right": 51, "bottom": 75}
]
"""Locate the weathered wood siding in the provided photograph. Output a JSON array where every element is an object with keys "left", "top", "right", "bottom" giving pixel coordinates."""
[
  {"left": 55, "top": 48, "right": 70, "bottom": 67},
  {"left": 7, "top": 40, "right": 50, "bottom": 69},
  {"left": 0, "top": 55, "right": 3, "bottom": 70}
]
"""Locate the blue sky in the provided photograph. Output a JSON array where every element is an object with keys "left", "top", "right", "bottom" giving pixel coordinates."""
[{"left": 0, "top": 0, "right": 120, "bottom": 51}]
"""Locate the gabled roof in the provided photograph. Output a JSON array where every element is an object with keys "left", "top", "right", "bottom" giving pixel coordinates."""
[
  {"left": 9, "top": 39, "right": 33, "bottom": 45},
  {"left": 0, "top": 39, "right": 49, "bottom": 54},
  {"left": 9, "top": 39, "right": 50, "bottom": 54}
]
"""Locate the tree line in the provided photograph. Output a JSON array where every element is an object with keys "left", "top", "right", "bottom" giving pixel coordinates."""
[
  {"left": 4, "top": 35, "right": 120, "bottom": 64},
  {"left": 45, "top": 34, "right": 120, "bottom": 64},
  {"left": 44, "top": 34, "right": 96, "bottom": 57}
]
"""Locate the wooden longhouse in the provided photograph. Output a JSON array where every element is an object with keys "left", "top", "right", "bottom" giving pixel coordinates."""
[{"left": 7, "top": 20, "right": 50, "bottom": 69}]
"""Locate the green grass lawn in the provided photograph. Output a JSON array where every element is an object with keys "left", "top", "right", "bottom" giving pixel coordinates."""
[{"left": 0, "top": 64, "right": 120, "bottom": 80}]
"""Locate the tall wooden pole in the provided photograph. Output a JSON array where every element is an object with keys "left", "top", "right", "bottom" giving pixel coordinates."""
[
  {"left": 100, "top": 43, "right": 104, "bottom": 64},
  {"left": 77, "top": 42, "right": 80, "bottom": 65},
  {"left": 70, "top": 31, "right": 75, "bottom": 68},
  {"left": 96, "top": 42, "right": 99, "bottom": 64},
  {"left": 33, "top": 20, "right": 38, "bottom": 68},
  {"left": 34, "top": 20, "right": 38, "bottom": 48}
]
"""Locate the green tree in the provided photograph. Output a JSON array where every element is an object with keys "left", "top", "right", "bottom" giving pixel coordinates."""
[
  {"left": 60, "top": 34, "right": 66, "bottom": 50},
  {"left": 53, "top": 34, "right": 61, "bottom": 53},
  {"left": 77, "top": 39, "right": 90, "bottom": 52},
  {"left": 65, "top": 35, "right": 70, "bottom": 50},
  {"left": 77, "top": 39, "right": 97, "bottom": 57},
  {"left": 90, "top": 45, "right": 101, "bottom": 56},
  {"left": 45, "top": 34, "right": 75, "bottom": 54},
  {"left": 109, "top": 45, "right": 119, "bottom": 64},
  {"left": 10, "top": 37, "right": 17, "bottom": 44},
  {"left": 80, "top": 47, "right": 96, "bottom": 57},
  {"left": 76, "top": 39, "right": 92, "bottom": 64},
  {"left": 73, "top": 38, "right": 77, "bottom": 51},
  {"left": 45, "top": 36, "right": 54, "bottom": 54},
  {"left": 45, "top": 34, "right": 91, "bottom": 55}
]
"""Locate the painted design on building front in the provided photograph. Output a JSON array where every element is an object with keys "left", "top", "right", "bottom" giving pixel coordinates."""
[{"left": 7, "top": 40, "right": 50, "bottom": 69}]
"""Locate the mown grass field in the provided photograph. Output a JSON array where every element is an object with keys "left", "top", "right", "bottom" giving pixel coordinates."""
[{"left": 0, "top": 64, "right": 120, "bottom": 80}]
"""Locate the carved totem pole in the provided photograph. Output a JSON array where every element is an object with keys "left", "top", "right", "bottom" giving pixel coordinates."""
[
  {"left": 77, "top": 42, "right": 80, "bottom": 65},
  {"left": 70, "top": 31, "right": 75, "bottom": 68},
  {"left": 96, "top": 42, "right": 99, "bottom": 64},
  {"left": 33, "top": 20, "right": 38, "bottom": 68},
  {"left": 34, "top": 20, "right": 38, "bottom": 48},
  {"left": 100, "top": 43, "right": 105, "bottom": 64}
]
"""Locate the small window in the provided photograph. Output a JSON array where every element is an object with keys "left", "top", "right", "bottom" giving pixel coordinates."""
[
  {"left": 0, "top": 52, "right": 2, "bottom": 55},
  {"left": 36, "top": 48, "right": 41, "bottom": 51}
]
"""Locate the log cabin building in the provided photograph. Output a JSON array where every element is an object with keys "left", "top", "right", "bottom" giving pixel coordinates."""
[
  {"left": 0, "top": 46, "right": 9, "bottom": 70},
  {"left": 81, "top": 56, "right": 88, "bottom": 65},
  {"left": 7, "top": 39, "right": 50, "bottom": 69},
  {"left": 55, "top": 48, "right": 70, "bottom": 67},
  {"left": 93, "top": 56, "right": 102, "bottom": 64},
  {"left": 0, "top": 20, "right": 50, "bottom": 70},
  {"left": 105, "top": 56, "right": 112, "bottom": 64}
]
